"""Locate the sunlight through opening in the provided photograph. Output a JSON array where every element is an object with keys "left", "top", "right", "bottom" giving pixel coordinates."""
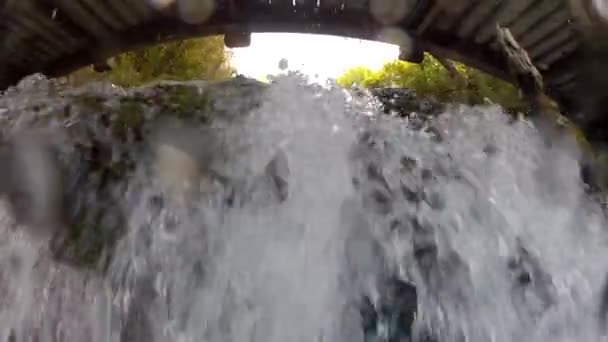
[{"left": 230, "top": 33, "right": 400, "bottom": 82}]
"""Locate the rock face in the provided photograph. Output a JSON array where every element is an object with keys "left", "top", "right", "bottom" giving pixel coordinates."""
[
  {"left": 0, "top": 79, "right": 448, "bottom": 272},
  {"left": 0, "top": 77, "right": 290, "bottom": 271},
  {"left": 370, "top": 88, "right": 444, "bottom": 118},
  {"left": 371, "top": 86, "right": 608, "bottom": 201}
]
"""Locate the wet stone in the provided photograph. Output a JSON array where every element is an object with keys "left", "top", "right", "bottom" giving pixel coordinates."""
[
  {"left": 147, "top": 195, "right": 165, "bottom": 211},
  {"left": 389, "top": 218, "right": 405, "bottom": 232},
  {"left": 413, "top": 242, "right": 438, "bottom": 271},
  {"left": 483, "top": 143, "right": 498, "bottom": 155},
  {"left": 366, "top": 163, "right": 392, "bottom": 193},
  {"left": 400, "top": 155, "right": 417, "bottom": 172},
  {"left": 362, "top": 276, "right": 418, "bottom": 342},
  {"left": 423, "top": 191, "right": 445, "bottom": 210},
  {"left": 412, "top": 220, "right": 438, "bottom": 270},
  {"left": 421, "top": 169, "right": 434, "bottom": 182},
  {"left": 507, "top": 242, "right": 556, "bottom": 308},
  {"left": 371, "top": 88, "right": 442, "bottom": 119},
  {"left": 264, "top": 149, "right": 290, "bottom": 202},
  {"left": 352, "top": 177, "right": 361, "bottom": 189},
  {"left": 408, "top": 116, "right": 426, "bottom": 131},
  {"left": 419, "top": 99, "right": 434, "bottom": 113},
  {"left": 424, "top": 126, "right": 443, "bottom": 142},
  {"left": 363, "top": 188, "right": 394, "bottom": 215},
  {"left": 401, "top": 182, "right": 423, "bottom": 204}
]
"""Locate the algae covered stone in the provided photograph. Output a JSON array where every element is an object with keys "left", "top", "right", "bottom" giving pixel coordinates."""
[{"left": 0, "top": 78, "right": 274, "bottom": 271}]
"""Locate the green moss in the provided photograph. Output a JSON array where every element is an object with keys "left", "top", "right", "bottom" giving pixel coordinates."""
[
  {"left": 108, "top": 159, "right": 135, "bottom": 179},
  {"left": 54, "top": 207, "right": 125, "bottom": 271},
  {"left": 163, "top": 85, "right": 213, "bottom": 120},
  {"left": 73, "top": 95, "right": 106, "bottom": 112},
  {"left": 53, "top": 221, "right": 105, "bottom": 269},
  {"left": 112, "top": 98, "right": 145, "bottom": 139},
  {"left": 67, "top": 223, "right": 103, "bottom": 267}
]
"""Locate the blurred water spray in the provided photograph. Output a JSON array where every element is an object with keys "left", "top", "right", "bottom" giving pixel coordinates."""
[
  {"left": 592, "top": 0, "right": 608, "bottom": 22},
  {"left": 0, "top": 131, "right": 64, "bottom": 243},
  {"left": 0, "top": 75, "right": 606, "bottom": 342}
]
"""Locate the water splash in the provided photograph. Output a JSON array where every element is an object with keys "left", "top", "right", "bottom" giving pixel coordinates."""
[{"left": 0, "top": 74, "right": 607, "bottom": 342}]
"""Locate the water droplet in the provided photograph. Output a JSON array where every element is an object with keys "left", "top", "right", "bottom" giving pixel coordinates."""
[
  {"left": 592, "top": 0, "right": 608, "bottom": 21},
  {"left": 177, "top": 0, "right": 215, "bottom": 24},
  {"left": 278, "top": 58, "right": 289, "bottom": 71},
  {"left": 377, "top": 27, "right": 413, "bottom": 51},
  {"left": 369, "top": 0, "right": 412, "bottom": 25},
  {"left": 155, "top": 143, "right": 201, "bottom": 195},
  {"left": 148, "top": 0, "right": 175, "bottom": 10}
]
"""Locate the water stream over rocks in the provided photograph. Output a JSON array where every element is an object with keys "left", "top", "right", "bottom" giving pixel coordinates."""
[{"left": 0, "top": 74, "right": 607, "bottom": 342}]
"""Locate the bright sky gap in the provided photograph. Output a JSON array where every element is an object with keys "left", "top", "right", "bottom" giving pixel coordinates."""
[{"left": 230, "top": 33, "right": 400, "bottom": 81}]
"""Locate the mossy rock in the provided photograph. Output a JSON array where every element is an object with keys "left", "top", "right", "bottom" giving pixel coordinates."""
[
  {"left": 0, "top": 78, "right": 271, "bottom": 272},
  {"left": 112, "top": 98, "right": 146, "bottom": 140},
  {"left": 73, "top": 95, "right": 107, "bottom": 112}
]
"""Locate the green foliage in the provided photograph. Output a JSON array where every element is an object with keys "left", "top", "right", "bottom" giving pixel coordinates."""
[
  {"left": 337, "top": 53, "right": 527, "bottom": 113},
  {"left": 336, "top": 66, "right": 376, "bottom": 88},
  {"left": 67, "top": 36, "right": 234, "bottom": 87}
]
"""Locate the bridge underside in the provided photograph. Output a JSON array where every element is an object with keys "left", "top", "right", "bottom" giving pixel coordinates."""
[{"left": 0, "top": 0, "right": 605, "bottom": 141}]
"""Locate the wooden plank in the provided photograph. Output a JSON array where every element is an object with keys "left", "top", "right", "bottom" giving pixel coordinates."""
[
  {"left": 319, "top": 0, "right": 344, "bottom": 12},
  {"left": 0, "top": 31, "right": 42, "bottom": 67},
  {"left": 29, "top": 0, "right": 95, "bottom": 45},
  {"left": 402, "top": 0, "right": 431, "bottom": 28},
  {"left": 415, "top": 2, "right": 440, "bottom": 35},
  {"left": 106, "top": 0, "right": 142, "bottom": 27},
  {"left": 53, "top": 0, "right": 115, "bottom": 39},
  {"left": 7, "top": 0, "right": 82, "bottom": 50},
  {"left": 528, "top": 27, "right": 574, "bottom": 59},
  {"left": 267, "top": 0, "right": 295, "bottom": 9},
  {"left": 79, "top": 0, "right": 126, "bottom": 31},
  {"left": 548, "top": 71, "right": 576, "bottom": 86},
  {"left": 343, "top": 0, "right": 367, "bottom": 11},
  {"left": 6, "top": 16, "right": 66, "bottom": 54},
  {"left": 508, "top": 0, "right": 562, "bottom": 39},
  {"left": 294, "top": 0, "right": 317, "bottom": 9},
  {"left": 536, "top": 38, "right": 579, "bottom": 66},
  {"left": 475, "top": 0, "right": 535, "bottom": 44},
  {"left": 435, "top": 0, "right": 478, "bottom": 32},
  {"left": 519, "top": 8, "right": 570, "bottom": 48},
  {"left": 126, "top": 0, "right": 155, "bottom": 19},
  {"left": 457, "top": 0, "right": 501, "bottom": 38}
]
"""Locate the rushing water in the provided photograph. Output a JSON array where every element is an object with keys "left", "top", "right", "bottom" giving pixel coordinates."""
[{"left": 0, "top": 74, "right": 608, "bottom": 342}]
